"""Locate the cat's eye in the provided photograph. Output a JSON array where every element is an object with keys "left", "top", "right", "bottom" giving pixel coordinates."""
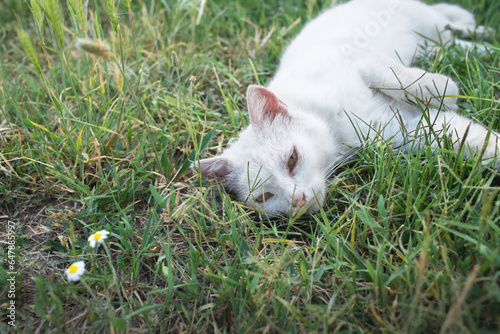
[
  {"left": 287, "top": 147, "right": 299, "bottom": 172},
  {"left": 255, "top": 192, "right": 274, "bottom": 203}
]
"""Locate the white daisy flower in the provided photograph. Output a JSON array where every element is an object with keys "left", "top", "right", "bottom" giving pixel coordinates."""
[
  {"left": 65, "top": 261, "right": 85, "bottom": 282},
  {"left": 88, "top": 230, "right": 110, "bottom": 248}
]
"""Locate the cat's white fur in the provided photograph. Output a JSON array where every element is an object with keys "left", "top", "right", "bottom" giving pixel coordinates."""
[{"left": 193, "top": 0, "right": 499, "bottom": 216}]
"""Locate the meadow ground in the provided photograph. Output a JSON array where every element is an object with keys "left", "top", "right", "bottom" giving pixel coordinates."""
[{"left": 0, "top": 0, "right": 499, "bottom": 332}]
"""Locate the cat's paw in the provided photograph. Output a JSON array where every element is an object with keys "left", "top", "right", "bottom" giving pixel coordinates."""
[
  {"left": 482, "top": 136, "right": 500, "bottom": 168},
  {"left": 473, "top": 25, "right": 496, "bottom": 40},
  {"left": 411, "top": 73, "right": 458, "bottom": 110},
  {"left": 446, "top": 23, "right": 495, "bottom": 40}
]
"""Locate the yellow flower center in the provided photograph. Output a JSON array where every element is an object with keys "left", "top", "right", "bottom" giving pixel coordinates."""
[
  {"left": 69, "top": 265, "right": 78, "bottom": 274},
  {"left": 93, "top": 233, "right": 102, "bottom": 241}
]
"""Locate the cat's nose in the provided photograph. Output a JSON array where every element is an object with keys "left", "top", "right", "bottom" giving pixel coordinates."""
[{"left": 292, "top": 192, "right": 306, "bottom": 207}]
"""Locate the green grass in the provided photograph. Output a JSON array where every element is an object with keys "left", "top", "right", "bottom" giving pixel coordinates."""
[{"left": 0, "top": 0, "right": 499, "bottom": 332}]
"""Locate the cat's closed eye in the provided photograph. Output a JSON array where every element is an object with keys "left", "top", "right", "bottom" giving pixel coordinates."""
[
  {"left": 255, "top": 192, "right": 274, "bottom": 203},
  {"left": 287, "top": 147, "right": 299, "bottom": 173}
]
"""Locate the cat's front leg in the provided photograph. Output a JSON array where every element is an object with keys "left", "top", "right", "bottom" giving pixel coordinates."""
[
  {"left": 394, "top": 107, "right": 500, "bottom": 169},
  {"left": 429, "top": 110, "right": 500, "bottom": 168},
  {"left": 358, "top": 53, "right": 459, "bottom": 110}
]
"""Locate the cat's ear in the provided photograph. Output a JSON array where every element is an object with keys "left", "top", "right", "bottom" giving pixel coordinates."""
[
  {"left": 191, "top": 157, "right": 233, "bottom": 182},
  {"left": 247, "top": 85, "right": 289, "bottom": 127}
]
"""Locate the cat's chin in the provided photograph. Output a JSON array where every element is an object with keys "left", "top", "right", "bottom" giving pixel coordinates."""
[
  {"left": 266, "top": 205, "right": 321, "bottom": 218},
  {"left": 248, "top": 192, "right": 324, "bottom": 217}
]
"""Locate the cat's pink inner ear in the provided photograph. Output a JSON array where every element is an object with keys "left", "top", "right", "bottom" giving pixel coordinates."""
[
  {"left": 194, "top": 157, "right": 232, "bottom": 181},
  {"left": 247, "top": 85, "right": 288, "bottom": 127}
]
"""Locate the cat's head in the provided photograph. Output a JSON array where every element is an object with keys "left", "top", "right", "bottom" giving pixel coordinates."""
[{"left": 192, "top": 85, "right": 336, "bottom": 216}]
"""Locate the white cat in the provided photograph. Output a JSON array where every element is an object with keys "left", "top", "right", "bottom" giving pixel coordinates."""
[{"left": 192, "top": 0, "right": 499, "bottom": 216}]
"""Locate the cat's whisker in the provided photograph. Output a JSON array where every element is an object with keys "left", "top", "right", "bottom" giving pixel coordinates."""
[{"left": 322, "top": 146, "right": 363, "bottom": 178}]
